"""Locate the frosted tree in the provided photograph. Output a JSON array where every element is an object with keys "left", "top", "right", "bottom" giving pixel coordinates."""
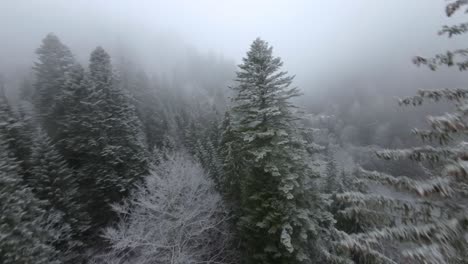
[
  {"left": 193, "top": 137, "right": 223, "bottom": 188},
  {"left": 118, "top": 64, "right": 165, "bottom": 151},
  {"left": 331, "top": 169, "right": 369, "bottom": 236},
  {"left": 0, "top": 91, "right": 32, "bottom": 180},
  {"left": 32, "top": 35, "right": 99, "bottom": 171},
  {"left": 32, "top": 38, "right": 97, "bottom": 241},
  {"left": 83, "top": 46, "right": 149, "bottom": 227},
  {"left": 336, "top": 2, "right": 468, "bottom": 262},
  {"left": 29, "top": 129, "right": 90, "bottom": 254},
  {"left": 52, "top": 63, "right": 93, "bottom": 166},
  {"left": 219, "top": 111, "right": 242, "bottom": 203},
  {"left": 222, "top": 38, "right": 342, "bottom": 263},
  {"left": 413, "top": 0, "right": 468, "bottom": 71},
  {"left": 159, "top": 99, "right": 225, "bottom": 187},
  {"left": 0, "top": 140, "right": 62, "bottom": 264},
  {"left": 98, "top": 152, "right": 238, "bottom": 264},
  {"left": 323, "top": 145, "right": 342, "bottom": 194},
  {"left": 33, "top": 33, "right": 76, "bottom": 138}
]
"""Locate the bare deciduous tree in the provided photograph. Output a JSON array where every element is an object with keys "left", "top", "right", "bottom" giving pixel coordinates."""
[{"left": 96, "top": 152, "right": 238, "bottom": 264}]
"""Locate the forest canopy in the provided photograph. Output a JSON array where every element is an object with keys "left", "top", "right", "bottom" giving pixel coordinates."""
[{"left": 0, "top": 1, "right": 468, "bottom": 264}]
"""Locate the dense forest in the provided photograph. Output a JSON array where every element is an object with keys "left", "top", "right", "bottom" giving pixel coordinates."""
[{"left": 1, "top": 0, "right": 468, "bottom": 263}]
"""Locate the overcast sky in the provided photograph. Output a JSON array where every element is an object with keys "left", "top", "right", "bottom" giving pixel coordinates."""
[{"left": 1, "top": 0, "right": 467, "bottom": 95}]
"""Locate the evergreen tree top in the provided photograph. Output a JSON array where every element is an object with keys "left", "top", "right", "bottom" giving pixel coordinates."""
[
  {"left": 243, "top": 38, "right": 276, "bottom": 64},
  {"left": 237, "top": 38, "right": 295, "bottom": 86},
  {"left": 35, "top": 33, "right": 74, "bottom": 69},
  {"left": 232, "top": 38, "right": 300, "bottom": 132},
  {"left": 37, "top": 33, "right": 69, "bottom": 52},
  {"left": 89, "top": 46, "right": 113, "bottom": 85}
]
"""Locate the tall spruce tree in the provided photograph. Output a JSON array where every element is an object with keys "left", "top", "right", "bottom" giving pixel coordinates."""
[
  {"left": 0, "top": 140, "right": 60, "bottom": 264},
  {"left": 119, "top": 64, "right": 165, "bottom": 151},
  {"left": 84, "top": 46, "right": 149, "bottom": 226},
  {"left": 1, "top": 75, "right": 70, "bottom": 263},
  {"left": 33, "top": 33, "right": 76, "bottom": 138},
  {"left": 29, "top": 129, "right": 90, "bottom": 253},
  {"left": 222, "top": 38, "right": 339, "bottom": 263},
  {"left": 0, "top": 89, "right": 33, "bottom": 180},
  {"left": 53, "top": 63, "right": 93, "bottom": 165}
]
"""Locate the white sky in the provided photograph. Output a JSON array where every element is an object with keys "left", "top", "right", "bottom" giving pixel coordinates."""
[{"left": 1, "top": 0, "right": 467, "bottom": 92}]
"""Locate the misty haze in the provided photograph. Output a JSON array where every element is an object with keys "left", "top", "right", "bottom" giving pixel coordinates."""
[{"left": 1, "top": 1, "right": 468, "bottom": 263}]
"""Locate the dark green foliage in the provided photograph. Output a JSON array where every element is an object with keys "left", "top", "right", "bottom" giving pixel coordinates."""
[
  {"left": 33, "top": 33, "right": 76, "bottom": 138},
  {"left": 188, "top": 116, "right": 224, "bottom": 187},
  {"left": 120, "top": 66, "right": 166, "bottom": 151},
  {"left": 0, "top": 93, "right": 33, "bottom": 181},
  {"left": 82, "top": 46, "right": 149, "bottom": 227},
  {"left": 219, "top": 111, "right": 243, "bottom": 210},
  {"left": 0, "top": 141, "right": 61, "bottom": 264},
  {"left": 333, "top": 169, "right": 381, "bottom": 235},
  {"left": 222, "top": 38, "right": 335, "bottom": 263},
  {"left": 11, "top": 36, "right": 160, "bottom": 258},
  {"left": 193, "top": 137, "right": 223, "bottom": 188},
  {"left": 29, "top": 130, "right": 90, "bottom": 255},
  {"left": 162, "top": 101, "right": 224, "bottom": 186},
  {"left": 33, "top": 36, "right": 150, "bottom": 237},
  {"left": 53, "top": 63, "right": 94, "bottom": 167},
  {"left": 323, "top": 146, "right": 342, "bottom": 194}
]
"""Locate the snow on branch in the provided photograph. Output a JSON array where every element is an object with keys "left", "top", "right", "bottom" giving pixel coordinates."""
[
  {"left": 358, "top": 168, "right": 453, "bottom": 197},
  {"left": 355, "top": 217, "right": 466, "bottom": 251},
  {"left": 411, "top": 111, "right": 468, "bottom": 144},
  {"left": 337, "top": 230, "right": 399, "bottom": 264},
  {"left": 411, "top": 129, "right": 455, "bottom": 145},
  {"left": 428, "top": 113, "right": 466, "bottom": 133},
  {"left": 399, "top": 89, "right": 468, "bottom": 105},
  {"left": 376, "top": 146, "right": 461, "bottom": 162},
  {"left": 339, "top": 217, "right": 468, "bottom": 264},
  {"left": 446, "top": 0, "right": 468, "bottom": 17},
  {"left": 99, "top": 152, "right": 238, "bottom": 264},
  {"left": 402, "top": 244, "right": 450, "bottom": 264},
  {"left": 336, "top": 192, "right": 442, "bottom": 219},
  {"left": 439, "top": 23, "right": 468, "bottom": 38},
  {"left": 319, "top": 246, "right": 354, "bottom": 264}
]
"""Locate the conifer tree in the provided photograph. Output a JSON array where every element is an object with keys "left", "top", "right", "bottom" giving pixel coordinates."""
[
  {"left": 29, "top": 129, "right": 90, "bottom": 253},
  {"left": 0, "top": 88, "right": 33, "bottom": 181},
  {"left": 324, "top": 145, "right": 342, "bottom": 194},
  {"left": 32, "top": 33, "right": 93, "bottom": 174},
  {"left": 219, "top": 111, "right": 243, "bottom": 209},
  {"left": 33, "top": 33, "right": 76, "bottom": 138},
  {"left": 0, "top": 140, "right": 61, "bottom": 264},
  {"left": 84, "top": 46, "right": 149, "bottom": 226},
  {"left": 336, "top": 2, "right": 468, "bottom": 262},
  {"left": 193, "top": 137, "right": 223, "bottom": 188},
  {"left": 120, "top": 66, "right": 165, "bottom": 151},
  {"left": 222, "top": 38, "right": 340, "bottom": 263},
  {"left": 52, "top": 63, "right": 93, "bottom": 166}
]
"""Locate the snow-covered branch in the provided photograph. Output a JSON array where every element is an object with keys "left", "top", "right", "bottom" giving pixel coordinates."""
[
  {"left": 98, "top": 152, "right": 238, "bottom": 264},
  {"left": 358, "top": 168, "right": 453, "bottom": 197}
]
